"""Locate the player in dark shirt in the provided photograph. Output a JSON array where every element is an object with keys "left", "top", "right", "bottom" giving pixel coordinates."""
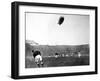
[
  {"left": 32, "top": 50, "right": 41, "bottom": 58},
  {"left": 55, "top": 53, "right": 59, "bottom": 58},
  {"left": 32, "top": 50, "right": 44, "bottom": 67}
]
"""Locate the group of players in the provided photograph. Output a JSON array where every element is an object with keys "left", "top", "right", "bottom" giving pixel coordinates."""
[{"left": 32, "top": 49, "right": 82, "bottom": 68}]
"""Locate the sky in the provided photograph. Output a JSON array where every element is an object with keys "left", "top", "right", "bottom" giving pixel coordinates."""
[{"left": 26, "top": 12, "right": 89, "bottom": 45}]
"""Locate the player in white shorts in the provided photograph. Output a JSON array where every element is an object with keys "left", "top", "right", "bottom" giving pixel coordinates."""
[{"left": 32, "top": 50, "right": 44, "bottom": 67}]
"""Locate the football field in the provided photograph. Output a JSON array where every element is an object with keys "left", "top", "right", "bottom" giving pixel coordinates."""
[{"left": 25, "top": 55, "right": 89, "bottom": 68}]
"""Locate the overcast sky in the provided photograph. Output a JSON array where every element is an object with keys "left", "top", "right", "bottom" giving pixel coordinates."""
[{"left": 26, "top": 12, "right": 89, "bottom": 45}]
